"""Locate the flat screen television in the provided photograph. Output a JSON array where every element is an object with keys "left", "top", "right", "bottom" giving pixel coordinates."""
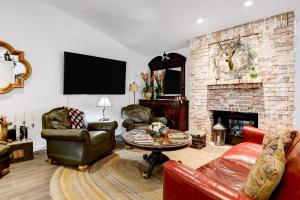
[
  {"left": 164, "top": 69, "right": 181, "bottom": 94},
  {"left": 63, "top": 52, "right": 126, "bottom": 94}
]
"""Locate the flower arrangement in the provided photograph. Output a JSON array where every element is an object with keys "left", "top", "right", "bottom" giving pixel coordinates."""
[
  {"left": 140, "top": 72, "right": 152, "bottom": 99},
  {"left": 149, "top": 122, "right": 168, "bottom": 138}
]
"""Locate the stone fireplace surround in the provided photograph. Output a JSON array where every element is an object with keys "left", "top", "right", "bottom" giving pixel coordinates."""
[{"left": 189, "top": 12, "right": 295, "bottom": 141}]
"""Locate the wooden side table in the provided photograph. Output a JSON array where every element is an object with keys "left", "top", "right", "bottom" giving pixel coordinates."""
[
  {"left": 8, "top": 139, "right": 34, "bottom": 163},
  {"left": 186, "top": 130, "right": 206, "bottom": 149}
]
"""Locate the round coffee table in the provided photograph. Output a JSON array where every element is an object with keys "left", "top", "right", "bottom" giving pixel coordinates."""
[{"left": 123, "top": 129, "right": 192, "bottom": 178}]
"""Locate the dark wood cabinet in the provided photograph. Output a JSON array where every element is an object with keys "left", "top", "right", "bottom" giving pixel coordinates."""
[{"left": 139, "top": 99, "right": 189, "bottom": 131}]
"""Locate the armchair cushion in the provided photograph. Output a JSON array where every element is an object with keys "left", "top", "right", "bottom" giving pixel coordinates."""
[
  {"left": 88, "top": 121, "right": 118, "bottom": 132},
  {"left": 121, "top": 104, "right": 152, "bottom": 123},
  {"left": 89, "top": 131, "right": 111, "bottom": 145},
  {"left": 41, "top": 129, "right": 90, "bottom": 144},
  {"left": 47, "top": 108, "right": 72, "bottom": 129}
]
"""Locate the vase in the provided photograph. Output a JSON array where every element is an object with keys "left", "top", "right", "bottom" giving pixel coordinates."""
[
  {"left": 250, "top": 67, "right": 258, "bottom": 79},
  {"left": 145, "top": 92, "right": 152, "bottom": 100}
]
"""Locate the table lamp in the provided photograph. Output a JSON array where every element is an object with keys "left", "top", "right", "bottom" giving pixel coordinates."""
[
  {"left": 129, "top": 82, "right": 138, "bottom": 104},
  {"left": 97, "top": 97, "right": 112, "bottom": 121}
]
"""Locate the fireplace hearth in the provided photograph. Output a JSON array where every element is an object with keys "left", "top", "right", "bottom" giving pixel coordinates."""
[{"left": 212, "top": 111, "right": 258, "bottom": 145}]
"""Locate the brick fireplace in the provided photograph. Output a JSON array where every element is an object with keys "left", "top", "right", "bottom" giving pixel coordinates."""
[{"left": 189, "top": 12, "right": 295, "bottom": 141}]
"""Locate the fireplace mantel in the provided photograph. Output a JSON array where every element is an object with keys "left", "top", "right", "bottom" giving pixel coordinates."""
[{"left": 207, "top": 81, "right": 262, "bottom": 90}]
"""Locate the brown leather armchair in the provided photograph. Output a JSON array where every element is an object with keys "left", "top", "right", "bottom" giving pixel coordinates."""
[
  {"left": 121, "top": 104, "right": 167, "bottom": 131},
  {"left": 41, "top": 107, "right": 118, "bottom": 171}
]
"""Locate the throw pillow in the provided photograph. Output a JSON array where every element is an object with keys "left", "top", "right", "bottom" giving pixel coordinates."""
[
  {"left": 66, "top": 107, "right": 88, "bottom": 129},
  {"left": 244, "top": 139, "right": 286, "bottom": 200},
  {"left": 262, "top": 126, "right": 295, "bottom": 152}
]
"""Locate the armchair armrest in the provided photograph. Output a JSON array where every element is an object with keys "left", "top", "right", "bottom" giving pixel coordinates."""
[
  {"left": 122, "top": 119, "right": 134, "bottom": 130},
  {"left": 87, "top": 121, "right": 118, "bottom": 132},
  {"left": 151, "top": 117, "right": 167, "bottom": 125},
  {"left": 163, "top": 160, "right": 252, "bottom": 200},
  {"left": 243, "top": 126, "right": 266, "bottom": 144},
  {"left": 41, "top": 129, "right": 90, "bottom": 144}
]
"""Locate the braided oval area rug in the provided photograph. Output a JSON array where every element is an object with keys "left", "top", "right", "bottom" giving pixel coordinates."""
[{"left": 50, "top": 144, "right": 230, "bottom": 200}]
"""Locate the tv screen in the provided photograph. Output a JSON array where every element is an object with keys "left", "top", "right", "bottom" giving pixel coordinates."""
[
  {"left": 164, "top": 69, "right": 181, "bottom": 94},
  {"left": 63, "top": 52, "right": 126, "bottom": 94}
]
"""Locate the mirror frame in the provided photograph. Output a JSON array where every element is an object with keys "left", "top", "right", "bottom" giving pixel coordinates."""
[
  {"left": 0, "top": 41, "right": 32, "bottom": 94},
  {"left": 148, "top": 52, "right": 186, "bottom": 99}
]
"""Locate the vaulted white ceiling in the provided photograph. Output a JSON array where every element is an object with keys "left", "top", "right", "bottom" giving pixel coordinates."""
[{"left": 43, "top": 0, "right": 299, "bottom": 56}]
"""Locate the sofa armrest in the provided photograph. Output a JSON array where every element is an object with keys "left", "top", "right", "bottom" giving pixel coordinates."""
[
  {"left": 151, "top": 117, "right": 167, "bottom": 125},
  {"left": 88, "top": 121, "right": 118, "bottom": 132},
  {"left": 243, "top": 126, "right": 266, "bottom": 144},
  {"left": 163, "top": 160, "right": 252, "bottom": 200},
  {"left": 122, "top": 119, "right": 134, "bottom": 130},
  {"left": 41, "top": 129, "right": 90, "bottom": 144}
]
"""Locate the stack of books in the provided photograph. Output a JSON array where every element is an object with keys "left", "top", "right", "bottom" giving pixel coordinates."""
[
  {"left": 168, "top": 133, "right": 188, "bottom": 139},
  {"left": 133, "top": 134, "right": 154, "bottom": 144}
]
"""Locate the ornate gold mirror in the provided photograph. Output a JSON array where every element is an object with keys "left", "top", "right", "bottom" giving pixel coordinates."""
[{"left": 0, "top": 41, "right": 31, "bottom": 94}]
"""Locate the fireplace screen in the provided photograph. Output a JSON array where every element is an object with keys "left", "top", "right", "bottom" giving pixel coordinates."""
[
  {"left": 228, "top": 119, "right": 255, "bottom": 137},
  {"left": 212, "top": 111, "right": 258, "bottom": 145}
]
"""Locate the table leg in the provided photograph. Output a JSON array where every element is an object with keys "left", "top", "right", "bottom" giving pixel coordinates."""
[{"left": 143, "top": 151, "right": 170, "bottom": 179}]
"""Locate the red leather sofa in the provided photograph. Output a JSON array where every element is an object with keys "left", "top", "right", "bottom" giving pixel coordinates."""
[{"left": 163, "top": 126, "right": 300, "bottom": 200}]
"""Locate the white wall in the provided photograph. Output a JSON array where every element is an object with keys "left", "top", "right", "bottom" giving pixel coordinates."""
[{"left": 0, "top": 0, "right": 147, "bottom": 151}]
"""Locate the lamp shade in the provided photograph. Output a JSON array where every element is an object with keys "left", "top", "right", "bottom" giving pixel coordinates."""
[
  {"left": 97, "top": 97, "right": 112, "bottom": 107},
  {"left": 129, "top": 82, "right": 138, "bottom": 92}
]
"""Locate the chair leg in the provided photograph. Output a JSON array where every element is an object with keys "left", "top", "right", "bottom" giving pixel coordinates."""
[
  {"left": 1, "top": 168, "right": 9, "bottom": 175},
  {"left": 48, "top": 158, "right": 52, "bottom": 164},
  {"left": 78, "top": 165, "right": 88, "bottom": 172}
]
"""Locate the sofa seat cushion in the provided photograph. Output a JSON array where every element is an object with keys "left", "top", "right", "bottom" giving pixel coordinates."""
[
  {"left": 132, "top": 123, "right": 150, "bottom": 130},
  {"left": 89, "top": 131, "right": 110, "bottom": 145},
  {"left": 197, "top": 157, "right": 251, "bottom": 191},
  {"left": 222, "top": 142, "right": 263, "bottom": 166}
]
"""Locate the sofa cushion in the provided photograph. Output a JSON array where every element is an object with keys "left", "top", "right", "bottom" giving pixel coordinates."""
[
  {"left": 262, "top": 128, "right": 295, "bottom": 152},
  {"left": 89, "top": 131, "right": 110, "bottom": 145},
  {"left": 244, "top": 139, "right": 285, "bottom": 200},
  {"left": 197, "top": 157, "right": 251, "bottom": 191},
  {"left": 222, "top": 142, "right": 263, "bottom": 166}
]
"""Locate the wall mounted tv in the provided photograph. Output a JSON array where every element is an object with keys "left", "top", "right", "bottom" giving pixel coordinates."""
[{"left": 63, "top": 52, "right": 126, "bottom": 94}]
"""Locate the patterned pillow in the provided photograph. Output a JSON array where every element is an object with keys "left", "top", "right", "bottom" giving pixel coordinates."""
[
  {"left": 244, "top": 139, "right": 285, "bottom": 200},
  {"left": 262, "top": 126, "right": 295, "bottom": 152},
  {"left": 66, "top": 107, "right": 88, "bottom": 129}
]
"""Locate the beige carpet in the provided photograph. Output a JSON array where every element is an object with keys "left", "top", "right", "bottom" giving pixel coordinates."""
[{"left": 50, "top": 143, "right": 230, "bottom": 200}]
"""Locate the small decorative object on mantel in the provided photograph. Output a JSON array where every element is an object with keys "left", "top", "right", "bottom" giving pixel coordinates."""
[
  {"left": 148, "top": 122, "right": 168, "bottom": 138},
  {"left": 212, "top": 117, "right": 226, "bottom": 146},
  {"left": 212, "top": 36, "right": 257, "bottom": 80},
  {"left": 250, "top": 67, "right": 258, "bottom": 79}
]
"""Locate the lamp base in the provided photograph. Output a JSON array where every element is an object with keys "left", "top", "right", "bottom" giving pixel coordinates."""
[{"left": 99, "top": 117, "right": 110, "bottom": 122}]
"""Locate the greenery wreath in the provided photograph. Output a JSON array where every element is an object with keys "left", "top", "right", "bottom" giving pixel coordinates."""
[{"left": 212, "top": 37, "right": 257, "bottom": 79}]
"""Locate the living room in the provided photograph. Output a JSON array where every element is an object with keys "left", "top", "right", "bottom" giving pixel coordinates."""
[{"left": 0, "top": 0, "right": 299, "bottom": 199}]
